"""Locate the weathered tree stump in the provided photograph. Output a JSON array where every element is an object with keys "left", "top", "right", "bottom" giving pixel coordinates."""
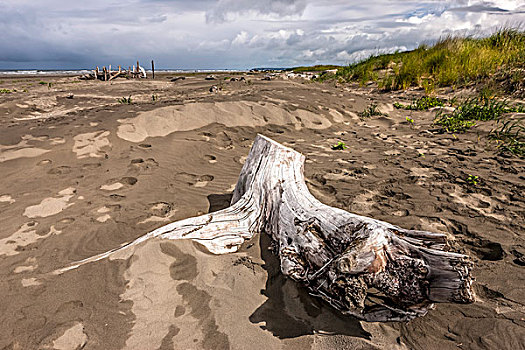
[{"left": 58, "top": 135, "right": 473, "bottom": 321}]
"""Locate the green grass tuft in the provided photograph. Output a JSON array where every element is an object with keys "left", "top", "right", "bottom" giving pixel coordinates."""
[
  {"left": 434, "top": 97, "right": 522, "bottom": 133},
  {"left": 466, "top": 174, "right": 480, "bottom": 186},
  {"left": 331, "top": 141, "right": 348, "bottom": 150},
  {"left": 394, "top": 96, "right": 445, "bottom": 110},
  {"left": 117, "top": 96, "right": 133, "bottom": 104},
  {"left": 489, "top": 115, "right": 524, "bottom": 157},
  {"left": 359, "top": 104, "right": 383, "bottom": 119}
]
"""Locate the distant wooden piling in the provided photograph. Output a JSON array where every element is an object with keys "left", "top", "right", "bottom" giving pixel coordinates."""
[{"left": 151, "top": 60, "right": 155, "bottom": 79}]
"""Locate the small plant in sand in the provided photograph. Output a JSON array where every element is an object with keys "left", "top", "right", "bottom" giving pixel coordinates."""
[
  {"left": 359, "top": 104, "right": 382, "bottom": 119},
  {"left": 0, "top": 89, "right": 12, "bottom": 94},
  {"left": 394, "top": 96, "right": 445, "bottom": 111},
  {"left": 48, "top": 82, "right": 52, "bottom": 89},
  {"left": 39, "top": 81, "right": 47, "bottom": 85},
  {"left": 151, "top": 94, "right": 158, "bottom": 102},
  {"left": 466, "top": 174, "right": 480, "bottom": 186},
  {"left": 331, "top": 141, "right": 348, "bottom": 150},
  {"left": 489, "top": 114, "right": 524, "bottom": 157},
  {"left": 117, "top": 96, "right": 133, "bottom": 104},
  {"left": 406, "top": 117, "right": 414, "bottom": 124},
  {"left": 434, "top": 97, "right": 522, "bottom": 133}
]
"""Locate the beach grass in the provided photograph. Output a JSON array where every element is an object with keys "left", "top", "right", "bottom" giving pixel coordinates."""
[
  {"left": 434, "top": 96, "right": 525, "bottom": 133},
  {"left": 334, "top": 28, "right": 525, "bottom": 93},
  {"left": 394, "top": 96, "right": 446, "bottom": 110},
  {"left": 489, "top": 114, "right": 525, "bottom": 157}
]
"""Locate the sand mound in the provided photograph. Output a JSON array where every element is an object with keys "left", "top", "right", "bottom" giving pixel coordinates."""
[{"left": 117, "top": 101, "right": 332, "bottom": 142}]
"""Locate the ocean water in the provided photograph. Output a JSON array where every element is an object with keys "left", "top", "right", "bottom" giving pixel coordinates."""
[{"left": 0, "top": 69, "right": 246, "bottom": 76}]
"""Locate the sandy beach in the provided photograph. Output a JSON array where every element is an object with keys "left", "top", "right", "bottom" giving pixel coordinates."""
[{"left": 0, "top": 73, "right": 524, "bottom": 349}]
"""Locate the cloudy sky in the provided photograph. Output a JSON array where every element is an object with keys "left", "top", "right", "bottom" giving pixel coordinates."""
[{"left": 1, "top": 0, "right": 524, "bottom": 70}]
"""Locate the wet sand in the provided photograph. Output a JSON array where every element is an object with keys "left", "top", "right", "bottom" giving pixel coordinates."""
[{"left": 0, "top": 73, "right": 524, "bottom": 349}]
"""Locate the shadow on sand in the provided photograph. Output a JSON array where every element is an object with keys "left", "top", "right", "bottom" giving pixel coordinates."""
[{"left": 206, "top": 192, "right": 371, "bottom": 340}]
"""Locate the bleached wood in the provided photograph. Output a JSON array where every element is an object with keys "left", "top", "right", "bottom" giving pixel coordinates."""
[{"left": 56, "top": 134, "right": 473, "bottom": 321}]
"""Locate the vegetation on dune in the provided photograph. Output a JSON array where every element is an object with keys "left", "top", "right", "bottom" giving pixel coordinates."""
[
  {"left": 117, "top": 95, "right": 133, "bottom": 104},
  {"left": 335, "top": 28, "right": 525, "bottom": 93},
  {"left": 434, "top": 96, "right": 524, "bottom": 133},
  {"left": 394, "top": 96, "right": 446, "bottom": 110},
  {"left": 331, "top": 141, "right": 348, "bottom": 150},
  {"left": 291, "top": 65, "right": 340, "bottom": 73},
  {"left": 359, "top": 104, "right": 383, "bottom": 119},
  {"left": 489, "top": 115, "right": 525, "bottom": 157},
  {"left": 466, "top": 174, "right": 480, "bottom": 186}
]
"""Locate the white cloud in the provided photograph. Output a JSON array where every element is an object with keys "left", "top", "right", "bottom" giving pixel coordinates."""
[{"left": 0, "top": 0, "right": 523, "bottom": 69}]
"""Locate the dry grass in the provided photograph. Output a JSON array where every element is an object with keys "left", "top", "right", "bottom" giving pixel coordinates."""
[{"left": 335, "top": 28, "right": 525, "bottom": 93}]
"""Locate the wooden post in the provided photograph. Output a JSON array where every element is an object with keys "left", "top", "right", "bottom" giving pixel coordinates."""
[
  {"left": 151, "top": 60, "right": 155, "bottom": 79},
  {"left": 54, "top": 135, "right": 474, "bottom": 322}
]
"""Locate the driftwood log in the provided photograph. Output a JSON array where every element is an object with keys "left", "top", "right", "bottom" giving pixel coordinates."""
[{"left": 58, "top": 135, "right": 474, "bottom": 321}]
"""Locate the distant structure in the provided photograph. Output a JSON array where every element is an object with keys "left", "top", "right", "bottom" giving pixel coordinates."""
[{"left": 80, "top": 60, "right": 150, "bottom": 81}]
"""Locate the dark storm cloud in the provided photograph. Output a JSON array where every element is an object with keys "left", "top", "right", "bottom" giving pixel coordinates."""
[{"left": 205, "top": 0, "right": 307, "bottom": 23}]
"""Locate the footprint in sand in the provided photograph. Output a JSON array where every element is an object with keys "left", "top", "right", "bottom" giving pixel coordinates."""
[
  {"left": 101, "top": 183, "right": 124, "bottom": 191},
  {"left": 323, "top": 168, "right": 367, "bottom": 182},
  {"left": 121, "top": 176, "right": 138, "bottom": 185},
  {"left": 47, "top": 165, "right": 72, "bottom": 175},
  {"left": 139, "top": 202, "right": 178, "bottom": 224},
  {"left": 37, "top": 159, "right": 52, "bottom": 166},
  {"left": 0, "top": 195, "right": 15, "bottom": 204},
  {"left": 94, "top": 205, "right": 121, "bottom": 223},
  {"left": 14, "top": 257, "right": 38, "bottom": 274},
  {"left": 72, "top": 130, "right": 111, "bottom": 159},
  {"left": 233, "top": 155, "right": 247, "bottom": 165},
  {"left": 204, "top": 155, "right": 217, "bottom": 163},
  {"left": 109, "top": 194, "right": 126, "bottom": 201},
  {"left": 96, "top": 214, "right": 111, "bottom": 223},
  {"left": 100, "top": 177, "right": 137, "bottom": 191},
  {"left": 172, "top": 173, "right": 214, "bottom": 188},
  {"left": 82, "top": 162, "right": 102, "bottom": 170},
  {"left": 130, "top": 158, "right": 159, "bottom": 172}
]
